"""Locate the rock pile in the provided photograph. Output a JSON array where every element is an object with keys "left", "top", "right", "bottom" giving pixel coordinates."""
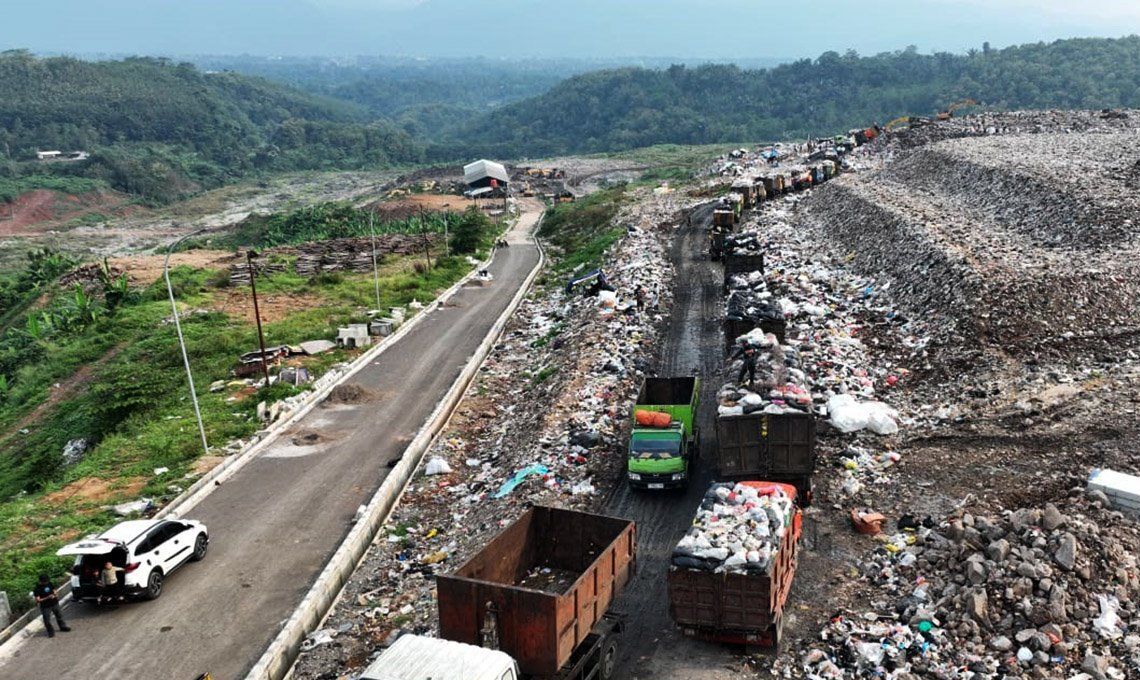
[{"left": 793, "top": 494, "right": 1140, "bottom": 678}]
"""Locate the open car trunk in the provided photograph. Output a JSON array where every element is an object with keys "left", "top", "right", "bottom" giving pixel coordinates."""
[{"left": 59, "top": 541, "right": 129, "bottom": 600}]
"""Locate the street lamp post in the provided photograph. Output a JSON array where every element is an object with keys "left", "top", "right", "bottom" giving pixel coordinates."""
[
  {"left": 164, "top": 230, "right": 209, "bottom": 456},
  {"left": 246, "top": 250, "right": 272, "bottom": 386}
]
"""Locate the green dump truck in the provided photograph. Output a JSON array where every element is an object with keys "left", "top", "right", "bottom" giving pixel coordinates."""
[{"left": 628, "top": 377, "right": 700, "bottom": 490}]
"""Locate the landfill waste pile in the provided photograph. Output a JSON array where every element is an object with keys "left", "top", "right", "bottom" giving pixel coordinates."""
[
  {"left": 289, "top": 186, "right": 696, "bottom": 679},
  {"left": 672, "top": 482, "right": 795, "bottom": 574},
  {"left": 788, "top": 493, "right": 1140, "bottom": 679},
  {"left": 800, "top": 112, "right": 1140, "bottom": 361},
  {"left": 879, "top": 109, "right": 1138, "bottom": 151},
  {"left": 719, "top": 198, "right": 916, "bottom": 433},
  {"left": 719, "top": 339, "right": 812, "bottom": 415}
]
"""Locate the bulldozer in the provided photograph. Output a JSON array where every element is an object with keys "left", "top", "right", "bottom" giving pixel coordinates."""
[{"left": 936, "top": 99, "right": 978, "bottom": 121}]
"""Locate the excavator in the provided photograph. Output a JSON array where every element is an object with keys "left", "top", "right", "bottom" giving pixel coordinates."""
[
  {"left": 884, "top": 115, "right": 929, "bottom": 132},
  {"left": 935, "top": 99, "right": 978, "bottom": 121}
]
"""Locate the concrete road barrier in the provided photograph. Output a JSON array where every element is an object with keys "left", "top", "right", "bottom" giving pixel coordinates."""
[{"left": 243, "top": 212, "right": 545, "bottom": 680}]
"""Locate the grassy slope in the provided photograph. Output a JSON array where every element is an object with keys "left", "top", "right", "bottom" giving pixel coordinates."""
[{"left": 0, "top": 253, "right": 472, "bottom": 613}]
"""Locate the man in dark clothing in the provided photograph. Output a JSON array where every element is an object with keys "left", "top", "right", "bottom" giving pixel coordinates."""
[
  {"left": 731, "top": 345, "right": 759, "bottom": 386},
  {"left": 35, "top": 574, "right": 70, "bottom": 637}
]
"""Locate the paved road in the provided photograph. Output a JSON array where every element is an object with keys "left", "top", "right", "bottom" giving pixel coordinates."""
[{"left": 0, "top": 204, "right": 542, "bottom": 680}]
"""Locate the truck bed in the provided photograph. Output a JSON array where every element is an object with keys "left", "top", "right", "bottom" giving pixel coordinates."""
[
  {"left": 668, "top": 505, "right": 801, "bottom": 646},
  {"left": 715, "top": 412, "right": 816, "bottom": 502},
  {"left": 437, "top": 507, "right": 637, "bottom": 677}
]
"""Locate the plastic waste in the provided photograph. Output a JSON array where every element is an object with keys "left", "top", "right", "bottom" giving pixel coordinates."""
[
  {"left": 493, "top": 464, "right": 549, "bottom": 498},
  {"left": 1093, "top": 594, "right": 1124, "bottom": 639},
  {"left": 827, "top": 394, "right": 899, "bottom": 435},
  {"left": 424, "top": 457, "right": 452, "bottom": 475}
]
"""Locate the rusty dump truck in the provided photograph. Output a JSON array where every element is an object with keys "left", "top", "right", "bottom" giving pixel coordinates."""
[
  {"left": 668, "top": 482, "right": 803, "bottom": 648},
  {"left": 715, "top": 412, "right": 816, "bottom": 503},
  {"left": 363, "top": 507, "right": 636, "bottom": 680}
]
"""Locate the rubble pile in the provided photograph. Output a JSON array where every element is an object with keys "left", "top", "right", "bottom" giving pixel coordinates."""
[
  {"left": 229, "top": 234, "right": 438, "bottom": 283},
  {"left": 672, "top": 482, "right": 795, "bottom": 574},
  {"left": 289, "top": 188, "right": 694, "bottom": 678},
  {"left": 794, "top": 494, "right": 1140, "bottom": 679},
  {"left": 801, "top": 115, "right": 1140, "bottom": 359}
]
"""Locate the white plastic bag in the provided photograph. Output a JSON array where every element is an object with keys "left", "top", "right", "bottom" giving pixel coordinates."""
[
  {"left": 827, "top": 394, "right": 899, "bottom": 435},
  {"left": 1093, "top": 594, "right": 1123, "bottom": 639},
  {"left": 424, "top": 457, "right": 452, "bottom": 475}
]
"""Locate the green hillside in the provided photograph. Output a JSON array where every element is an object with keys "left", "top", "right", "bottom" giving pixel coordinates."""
[
  {"left": 442, "top": 36, "right": 1140, "bottom": 158},
  {"left": 0, "top": 51, "right": 423, "bottom": 202}
]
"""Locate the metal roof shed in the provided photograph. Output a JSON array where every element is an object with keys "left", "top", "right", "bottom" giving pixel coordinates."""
[{"left": 463, "top": 159, "right": 510, "bottom": 188}]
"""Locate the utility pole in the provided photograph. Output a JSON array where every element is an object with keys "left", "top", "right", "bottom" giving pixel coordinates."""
[
  {"left": 419, "top": 206, "right": 433, "bottom": 271},
  {"left": 368, "top": 210, "right": 382, "bottom": 311},
  {"left": 246, "top": 250, "right": 271, "bottom": 386},
  {"left": 164, "top": 229, "right": 209, "bottom": 456}
]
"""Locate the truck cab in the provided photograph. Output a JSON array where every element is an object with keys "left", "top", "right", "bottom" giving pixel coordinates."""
[
  {"left": 628, "top": 377, "right": 700, "bottom": 490},
  {"left": 360, "top": 634, "right": 518, "bottom": 680}
]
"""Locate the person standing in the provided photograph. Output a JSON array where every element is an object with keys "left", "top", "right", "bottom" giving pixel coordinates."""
[
  {"left": 98, "top": 561, "right": 125, "bottom": 604},
  {"left": 731, "top": 345, "right": 760, "bottom": 387},
  {"left": 34, "top": 574, "right": 70, "bottom": 637}
]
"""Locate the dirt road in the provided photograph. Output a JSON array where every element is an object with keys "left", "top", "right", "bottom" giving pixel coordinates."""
[
  {"left": 0, "top": 205, "right": 542, "bottom": 680},
  {"left": 603, "top": 204, "right": 767, "bottom": 679}
]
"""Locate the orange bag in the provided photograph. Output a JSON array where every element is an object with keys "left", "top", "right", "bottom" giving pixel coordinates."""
[{"left": 634, "top": 409, "right": 672, "bottom": 427}]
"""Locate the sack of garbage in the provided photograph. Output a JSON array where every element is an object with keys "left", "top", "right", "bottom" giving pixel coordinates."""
[
  {"left": 827, "top": 394, "right": 899, "bottom": 435},
  {"left": 634, "top": 409, "right": 672, "bottom": 427}
]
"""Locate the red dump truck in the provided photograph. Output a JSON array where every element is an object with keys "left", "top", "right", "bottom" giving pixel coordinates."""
[
  {"left": 369, "top": 506, "right": 637, "bottom": 680},
  {"left": 668, "top": 482, "right": 802, "bottom": 648}
]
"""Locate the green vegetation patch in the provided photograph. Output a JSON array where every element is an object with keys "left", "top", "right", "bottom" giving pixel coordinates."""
[
  {"left": 0, "top": 244, "right": 477, "bottom": 615},
  {"left": 540, "top": 186, "right": 629, "bottom": 277}
]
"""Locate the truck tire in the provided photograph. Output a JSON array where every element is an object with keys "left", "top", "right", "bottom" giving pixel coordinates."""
[{"left": 599, "top": 640, "right": 618, "bottom": 680}]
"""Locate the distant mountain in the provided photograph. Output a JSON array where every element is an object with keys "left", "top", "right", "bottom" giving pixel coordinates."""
[
  {"left": 441, "top": 37, "right": 1140, "bottom": 158},
  {"left": 0, "top": 52, "right": 423, "bottom": 202}
]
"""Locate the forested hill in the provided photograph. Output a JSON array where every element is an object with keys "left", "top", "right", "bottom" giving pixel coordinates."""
[
  {"left": 444, "top": 36, "right": 1140, "bottom": 158},
  {"left": 0, "top": 52, "right": 423, "bottom": 202}
]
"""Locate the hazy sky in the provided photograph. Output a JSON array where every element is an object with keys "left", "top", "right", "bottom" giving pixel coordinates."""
[{"left": 4, "top": 0, "right": 1139, "bottom": 60}]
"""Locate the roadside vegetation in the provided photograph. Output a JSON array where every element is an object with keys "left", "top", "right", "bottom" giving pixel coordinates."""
[
  {"left": 206, "top": 202, "right": 467, "bottom": 250},
  {"left": 0, "top": 206, "right": 499, "bottom": 615},
  {"left": 539, "top": 186, "right": 629, "bottom": 280}
]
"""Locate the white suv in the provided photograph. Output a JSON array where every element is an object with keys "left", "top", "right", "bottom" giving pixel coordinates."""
[{"left": 57, "top": 518, "right": 209, "bottom": 601}]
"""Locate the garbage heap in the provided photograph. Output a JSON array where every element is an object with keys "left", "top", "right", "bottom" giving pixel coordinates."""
[
  {"left": 720, "top": 199, "right": 918, "bottom": 433},
  {"left": 719, "top": 335, "right": 811, "bottom": 416},
  {"left": 287, "top": 188, "right": 692, "bottom": 679},
  {"left": 725, "top": 273, "right": 785, "bottom": 329},
  {"left": 672, "top": 482, "right": 795, "bottom": 575},
  {"left": 795, "top": 494, "right": 1140, "bottom": 679}
]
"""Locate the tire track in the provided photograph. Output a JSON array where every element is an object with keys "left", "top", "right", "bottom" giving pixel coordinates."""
[{"left": 606, "top": 205, "right": 753, "bottom": 679}]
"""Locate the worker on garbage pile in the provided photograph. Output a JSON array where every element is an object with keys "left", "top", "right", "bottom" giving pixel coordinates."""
[
  {"left": 635, "top": 285, "right": 647, "bottom": 312},
  {"left": 730, "top": 344, "right": 759, "bottom": 386},
  {"left": 98, "top": 561, "right": 125, "bottom": 604},
  {"left": 35, "top": 574, "right": 70, "bottom": 637}
]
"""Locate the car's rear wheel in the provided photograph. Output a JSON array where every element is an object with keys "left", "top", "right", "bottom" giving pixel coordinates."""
[
  {"left": 145, "top": 570, "right": 164, "bottom": 600},
  {"left": 191, "top": 533, "right": 208, "bottom": 561}
]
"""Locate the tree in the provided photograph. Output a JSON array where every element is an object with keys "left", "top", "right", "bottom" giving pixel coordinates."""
[{"left": 449, "top": 206, "right": 492, "bottom": 254}]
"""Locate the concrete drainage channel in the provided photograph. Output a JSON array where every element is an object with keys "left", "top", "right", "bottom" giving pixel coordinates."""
[
  {"left": 0, "top": 209, "right": 531, "bottom": 653},
  {"left": 243, "top": 221, "right": 545, "bottom": 680}
]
